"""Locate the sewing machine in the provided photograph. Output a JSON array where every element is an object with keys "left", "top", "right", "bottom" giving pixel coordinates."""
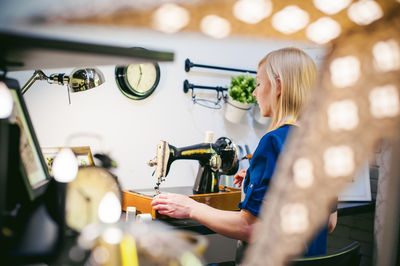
[
  {"left": 122, "top": 136, "right": 241, "bottom": 218},
  {"left": 147, "top": 137, "right": 239, "bottom": 194}
]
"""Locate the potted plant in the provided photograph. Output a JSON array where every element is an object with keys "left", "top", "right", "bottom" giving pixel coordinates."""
[{"left": 224, "top": 74, "right": 257, "bottom": 123}]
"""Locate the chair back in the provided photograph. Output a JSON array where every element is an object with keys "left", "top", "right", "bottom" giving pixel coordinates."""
[{"left": 292, "top": 241, "right": 361, "bottom": 266}]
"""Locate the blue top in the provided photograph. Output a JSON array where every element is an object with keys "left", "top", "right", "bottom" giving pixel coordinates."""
[{"left": 238, "top": 124, "right": 327, "bottom": 256}]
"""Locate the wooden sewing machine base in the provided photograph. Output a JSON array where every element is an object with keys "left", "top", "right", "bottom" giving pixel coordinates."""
[{"left": 122, "top": 186, "right": 241, "bottom": 219}]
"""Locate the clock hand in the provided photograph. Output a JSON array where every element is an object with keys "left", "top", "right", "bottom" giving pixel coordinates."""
[
  {"left": 77, "top": 188, "right": 92, "bottom": 225},
  {"left": 136, "top": 64, "right": 143, "bottom": 89}
]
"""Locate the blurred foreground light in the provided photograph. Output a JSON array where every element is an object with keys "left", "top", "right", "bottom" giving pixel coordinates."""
[
  {"left": 324, "top": 145, "right": 355, "bottom": 178},
  {"left": 369, "top": 85, "right": 400, "bottom": 118},
  {"left": 98, "top": 192, "right": 121, "bottom": 224},
  {"left": 328, "top": 100, "right": 359, "bottom": 131},
  {"left": 272, "top": 5, "right": 309, "bottom": 34},
  {"left": 0, "top": 82, "right": 13, "bottom": 119},
  {"left": 293, "top": 158, "right": 314, "bottom": 188},
  {"left": 233, "top": 0, "right": 273, "bottom": 24},
  {"left": 200, "top": 15, "right": 231, "bottom": 39},
  {"left": 102, "top": 227, "right": 123, "bottom": 245},
  {"left": 330, "top": 56, "right": 360, "bottom": 88},
  {"left": 52, "top": 148, "right": 78, "bottom": 183},
  {"left": 347, "top": 0, "right": 383, "bottom": 26},
  {"left": 313, "top": 0, "right": 351, "bottom": 15},
  {"left": 152, "top": 3, "right": 190, "bottom": 33},
  {"left": 373, "top": 39, "right": 400, "bottom": 72},
  {"left": 280, "top": 203, "right": 309, "bottom": 234},
  {"left": 306, "top": 17, "right": 341, "bottom": 44}
]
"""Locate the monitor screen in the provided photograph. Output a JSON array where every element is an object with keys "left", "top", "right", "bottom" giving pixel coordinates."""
[{"left": 6, "top": 79, "right": 50, "bottom": 200}]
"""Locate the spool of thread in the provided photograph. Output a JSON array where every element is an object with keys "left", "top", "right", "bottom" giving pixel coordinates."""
[
  {"left": 136, "top": 213, "right": 152, "bottom": 223},
  {"left": 204, "top": 131, "right": 214, "bottom": 143},
  {"left": 125, "top": 206, "right": 136, "bottom": 222}
]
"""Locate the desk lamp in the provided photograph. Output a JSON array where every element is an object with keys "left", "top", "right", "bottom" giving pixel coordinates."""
[{"left": 21, "top": 68, "right": 105, "bottom": 104}]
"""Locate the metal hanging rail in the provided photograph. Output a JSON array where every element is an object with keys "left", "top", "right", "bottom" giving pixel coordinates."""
[
  {"left": 183, "top": 79, "right": 227, "bottom": 93},
  {"left": 185, "top": 58, "right": 257, "bottom": 74}
]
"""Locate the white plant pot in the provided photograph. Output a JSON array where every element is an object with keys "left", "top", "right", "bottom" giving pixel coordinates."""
[
  {"left": 253, "top": 104, "right": 271, "bottom": 126},
  {"left": 224, "top": 96, "right": 253, "bottom": 123}
]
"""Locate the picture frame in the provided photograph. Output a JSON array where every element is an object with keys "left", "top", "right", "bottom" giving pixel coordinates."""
[
  {"left": 41, "top": 146, "right": 95, "bottom": 174},
  {"left": 338, "top": 161, "right": 372, "bottom": 202},
  {"left": 8, "top": 83, "right": 50, "bottom": 200}
]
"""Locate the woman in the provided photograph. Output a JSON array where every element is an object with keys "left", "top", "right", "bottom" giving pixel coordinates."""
[{"left": 151, "top": 47, "right": 337, "bottom": 256}]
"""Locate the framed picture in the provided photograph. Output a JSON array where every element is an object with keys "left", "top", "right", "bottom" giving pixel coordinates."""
[
  {"left": 338, "top": 161, "right": 372, "bottom": 202},
  {"left": 8, "top": 84, "right": 50, "bottom": 200},
  {"left": 42, "top": 146, "right": 94, "bottom": 174}
]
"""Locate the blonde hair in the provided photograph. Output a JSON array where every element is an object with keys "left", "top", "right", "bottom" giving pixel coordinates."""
[{"left": 259, "top": 47, "right": 317, "bottom": 131}]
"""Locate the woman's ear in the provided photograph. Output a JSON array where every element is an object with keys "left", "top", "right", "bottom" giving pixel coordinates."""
[{"left": 276, "top": 78, "right": 282, "bottom": 97}]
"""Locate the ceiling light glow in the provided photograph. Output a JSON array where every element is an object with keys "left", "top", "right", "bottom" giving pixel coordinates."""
[
  {"left": 272, "top": 5, "right": 309, "bottom": 34},
  {"left": 306, "top": 17, "right": 341, "bottom": 44},
  {"left": 330, "top": 56, "right": 361, "bottom": 88},
  {"left": 233, "top": 0, "right": 273, "bottom": 24},
  {"left": 347, "top": 0, "right": 383, "bottom": 26},
  {"left": 313, "top": 0, "right": 352, "bottom": 15},
  {"left": 152, "top": 3, "right": 190, "bottom": 33},
  {"left": 200, "top": 15, "right": 231, "bottom": 39}
]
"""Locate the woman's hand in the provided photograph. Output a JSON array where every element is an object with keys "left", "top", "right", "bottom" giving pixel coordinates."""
[
  {"left": 234, "top": 169, "right": 247, "bottom": 188},
  {"left": 328, "top": 211, "right": 338, "bottom": 233},
  {"left": 151, "top": 193, "right": 198, "bottom": 219}
]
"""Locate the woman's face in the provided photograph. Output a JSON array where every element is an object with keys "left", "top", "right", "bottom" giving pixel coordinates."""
[{"left": 253, "top": 64, "right": 276, "bottom": 117}]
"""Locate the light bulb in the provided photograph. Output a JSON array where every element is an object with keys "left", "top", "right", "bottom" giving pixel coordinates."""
[
  {"left": 152, "top": 3, "right": 189, "bottom": 33},
  {"left": 324, "top": 145, "right": 355, "bottom": 178},
  {"left": 280, "top": 203, "right": 309, "bottom": 234},
  {"left": 306, "top": 17, "right": 341, "bottom": 44},
  {"left": 328, "top": 100, "right": 359, "bottom": 131},
  {"left": 272, "top": 5, "right": 309, "bottom": 34},
  {"left": 330, "top": 56, "right": 360, "bottom": 88},
  {"left": 0, "top": 82, "right": 13, "bottom": 119},
  {"left": 98, "top": 192, "right": 121, "bottom": 224},
  {"left": 200, "top": 15, "right": 231, "bottom": 39},
  {"left": 233, "top": 0, "right": 273, "bottom": 24},
  {"left": 52, "top": 148, "right": 78, "bottom": 183}
]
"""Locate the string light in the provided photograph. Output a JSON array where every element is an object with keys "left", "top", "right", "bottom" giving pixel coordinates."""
[
  {"left": 330, "top": 56, "right": 361, "bottom": 88},
  {"left": 200, "top": 15, "right": 231, "bottom": 39},
  {"left": 272, "top": 5, "right": 309, "bottom": 34},
  {"left": 373, "top": 39, "right": 400, "bottom": 72},
  {"left": 293, "top": 158, "right": 314, "bottom": 188},
  {"left": 369, "top": 85, "right": 400, "bottom": 118},
  {"left": 323, "top": 145, "right": 355, "bottom": 178},
  {"left": 347, "top": 0, "right": 383, "bottom": 26},
  {"left": 328, "top": 100, "right": 359, "bottom": 131},
  {"left": 152, "top": 3, "right": 189, "bottom": 33},
  {"left": 233, "top": 0, "right": 273, "bottom": 24},
  {"left": 280, "top": 203, "right": 309, "bottom": 234},
  {"left": 306, "top": 17, "right": 341, "bottom": 44},
  {"left": 313, "top": 0, "right": 351, "bottom": 15}
]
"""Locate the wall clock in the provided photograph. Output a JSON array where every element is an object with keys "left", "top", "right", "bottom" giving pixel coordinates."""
[
  {"left": 65, "top": 166, "right": 122, "bottom": 232},
  {"left": 115, "top": 62, "right": 160, "bottom": 100}
]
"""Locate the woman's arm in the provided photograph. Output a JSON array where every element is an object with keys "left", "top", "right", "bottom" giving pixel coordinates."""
[{"left": 151, "top": 193, "right": 258, "bottom": 242}]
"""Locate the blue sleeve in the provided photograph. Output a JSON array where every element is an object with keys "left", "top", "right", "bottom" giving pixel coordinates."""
[{"left": 238, "top": 132, "right": 285, "bottom": 217}]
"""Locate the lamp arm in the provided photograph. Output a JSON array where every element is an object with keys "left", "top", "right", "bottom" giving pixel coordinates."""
[{"left": 21, "top": 70, "right": 49, "bottom": 95}]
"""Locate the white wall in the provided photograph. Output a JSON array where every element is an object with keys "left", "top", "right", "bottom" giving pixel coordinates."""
[{"left": 7, "top": 24, "right": 325, "bottom": 190}]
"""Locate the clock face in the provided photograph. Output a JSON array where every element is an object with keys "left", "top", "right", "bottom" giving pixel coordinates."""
[
  {"left": 115, "top": 62, "right": 160, "bottom": 100},
  {"left": 65, "top": 166, "right": 121, "bottom": 232}
]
